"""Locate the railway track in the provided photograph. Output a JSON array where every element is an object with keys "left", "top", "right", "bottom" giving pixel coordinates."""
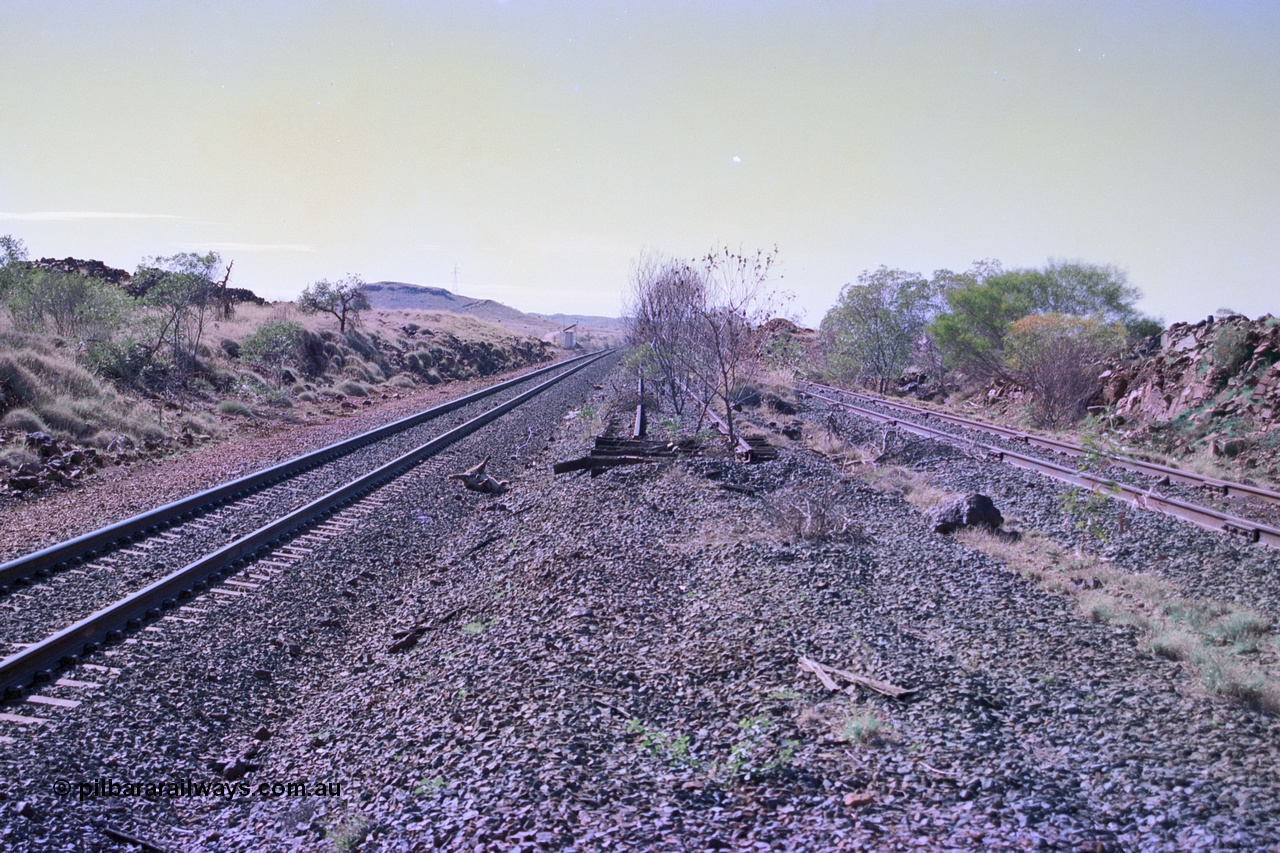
[
  {"left": 802, "top": 380, "right": 1280, "bottom": 506},
  {"left": 0, "top": 351, "right": 611, "bottom": 696},
  {"left": 800, "top": 383, "right": 1280, "bottom": 550}
]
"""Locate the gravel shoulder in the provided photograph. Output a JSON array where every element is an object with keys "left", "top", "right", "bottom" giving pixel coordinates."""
[{"left": 2, "top": 362, "right": 1279, "bottom": 851}]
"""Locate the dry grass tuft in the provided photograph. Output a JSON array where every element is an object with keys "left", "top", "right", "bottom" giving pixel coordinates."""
[
  {"left": 801, "top": 423, "right": 866, "bottom": 465},
  {"left": 0, "top": 446, "right": 39, "bottom": 471},
  {"left": 837, "top": 705, "right": 883, "bottom": 745},
  {"left": 216, "top": 400, "right": 253, "bottom": 417},
  {"left": 858, "top": 465, "right": 956, "bottom": 514},
  {"left": 959, "top": 526, "right": 1280, "bottom": 714},
  {"left": 0, "top": 331, "right": 163, "bottom": 445}
]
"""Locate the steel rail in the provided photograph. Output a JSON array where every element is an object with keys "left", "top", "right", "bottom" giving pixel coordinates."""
[
  {"left": 675, "top": 377, "right": 754, "bottom": 461},
  {"left": 802, "top": 387, "right": 1280, "bottom": 550},
  {"left": 0, "top": 350, "right": 612, "bottom": 696},
  {"left": 0, "top": 351, "right": 601, "bottom": 588},
  {"left": 801, "top": 380, "right": 1280, "bottom": 506}
]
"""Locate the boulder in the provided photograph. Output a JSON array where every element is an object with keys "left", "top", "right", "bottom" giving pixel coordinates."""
[
  {"left": 930, "top": 494, "right": 1004, "bottom": 534},
  {"left": 24, "top": 432, "right": 58, "bottom": 457}
]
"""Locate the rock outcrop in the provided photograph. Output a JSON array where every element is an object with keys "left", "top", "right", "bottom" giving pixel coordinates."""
[
  {"left": 1101, "top": 315, "right": 1280, "bottom": 426},
  {"left": 31, "top": 257, "right": 132, "bottom": 285}
]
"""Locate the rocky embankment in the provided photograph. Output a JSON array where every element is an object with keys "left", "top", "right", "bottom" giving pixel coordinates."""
[{"left": 1100, "top": 315, "right": 1280, "bottom": 476}]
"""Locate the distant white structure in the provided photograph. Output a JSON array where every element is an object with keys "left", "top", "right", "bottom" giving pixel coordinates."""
[{"left": 554, "top": 323, "right": 577, "bottom": 349}]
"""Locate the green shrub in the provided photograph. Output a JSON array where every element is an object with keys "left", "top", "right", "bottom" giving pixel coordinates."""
[
  {"left": 85, "top": 336, "right": 155, "bottom": 385},
  {"left": 217, "top": 399, "right": 253, "bottom": 417},
  {"left": 5, "top": 268, "right": 131, "bottom": 338},
  {"left": 241, "top": 320, "right": 304, "bottom": 386},
  {"left": 1211, "top": 325, "right": 1252, "bottom": 376}
]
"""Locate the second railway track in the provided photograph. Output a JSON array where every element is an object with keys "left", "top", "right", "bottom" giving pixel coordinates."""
[
  {"left": 0, "top": 351, "right": 611, "bottom": 694},
  {"left": 800, "top": 382, "right": 1280, "bottom": 550},
  {"left": 802, "top": 380, "right": 1280, "bottom": 508}
]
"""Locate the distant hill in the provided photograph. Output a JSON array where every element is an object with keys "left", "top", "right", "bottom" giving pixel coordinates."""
[
  {"left": 361, "top": 282, "right": 542, "bottom": 329},
  {"left": 361, "top": 281, "right": 625, "bottom": 343},
  {"left": 531, "top": 313, "right": 628, "bottom": 332}
]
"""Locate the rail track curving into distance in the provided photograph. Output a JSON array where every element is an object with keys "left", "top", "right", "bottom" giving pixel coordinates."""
[
  {"left": 0, "top": 351, "right": 611, "bottom": 696},
  {"left": 800, "top": 381, "right": 1280, "bottom": 549},
  {"left": 802, "top": 380, "right": 1280, "bottom": 506}
]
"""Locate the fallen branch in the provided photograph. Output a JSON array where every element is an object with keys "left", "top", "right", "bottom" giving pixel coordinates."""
[
  {"left": 447, "top": 456, "right": 510, "bottom": 495},
  {"left": 798, "top": 656, "right": 917, "bottom": 700},
  {"left": 511, "top": 427, "right": 534, "bottom": 459},
  {"left": 797, "top": 657, "right": 841, "bottom": 691},
  {"left": 918, "top": 762, "right": 957, "bottom": 780}
]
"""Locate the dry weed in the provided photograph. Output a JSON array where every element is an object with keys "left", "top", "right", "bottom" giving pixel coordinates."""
[
  {"left": 959, "top": 527, "right": 1280, "bottom": 714},
  {"left": 764, "top": 492, "right": 864, "bottom": 544}
]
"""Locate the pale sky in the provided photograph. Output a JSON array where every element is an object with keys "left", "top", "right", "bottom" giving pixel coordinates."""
[{"left": 1, "top": 1, "right": 1277, "bottom": 324}]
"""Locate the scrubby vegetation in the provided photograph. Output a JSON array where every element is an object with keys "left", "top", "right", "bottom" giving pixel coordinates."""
[
  {"left": 624, "top": 246, "right": 785, "bottom": 445},
  {"left": 0, "top": 234, "right": 554, "bottom": 494},
  {"left": 818, "top": 257, "right": 1158, "bottom": 428}
]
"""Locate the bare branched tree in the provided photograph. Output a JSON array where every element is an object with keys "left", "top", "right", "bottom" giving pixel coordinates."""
[
  {"left": 685, "top": 246, "right": 778, "bottom": 445},
  {"left": 626, "top": 246, "right": 780, "bottom": 447},
  {"left": 624, "top": 251, "right": 702, "bottom": 414},
  {"left": 1005, "top": 313, "right": 1126, "bottom": 428}
]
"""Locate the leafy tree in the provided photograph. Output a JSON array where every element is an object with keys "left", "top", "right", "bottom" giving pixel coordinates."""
[
  {"left": 1004, "top": 313, "right": 1126, "bottom": 427},
  {"left": 929, "top": 259, "right": 1147, "bottom": 381},
  {"left": 0, "top": 234, "right": 28, "bottom": 300},
  {"left": 820, "top": 266, "right": 936, "bottom": 392},
  {"left": 6, "top": 267, "right": 130, "bottom": 339},
  {"left": 1125, "top": 315, "right": 1165, "bottom": 340},
  {"left": 133, "top": 252, "right": 222, "bottom": 405},
  {"left": 298, "top": 274, "right": 370, "bottom": 333}
]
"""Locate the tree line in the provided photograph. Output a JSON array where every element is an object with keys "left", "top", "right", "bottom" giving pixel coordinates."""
[
  {"left": 624, "top": 248, "right": 1154, "bottom": 435},
  {"left": 820, "top": 259, "right": 1162, "bottom": 427}
]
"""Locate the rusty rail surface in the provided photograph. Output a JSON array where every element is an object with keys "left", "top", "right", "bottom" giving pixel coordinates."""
[
  {"left": 676, "top": 378, "right": 755, "bottom": 461},
  {"left": 802, "top": 380, "right": 1280, "bottom": 506},
  {"left": 802, "top": 387, "right": 1280, "bottom": 550}
]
